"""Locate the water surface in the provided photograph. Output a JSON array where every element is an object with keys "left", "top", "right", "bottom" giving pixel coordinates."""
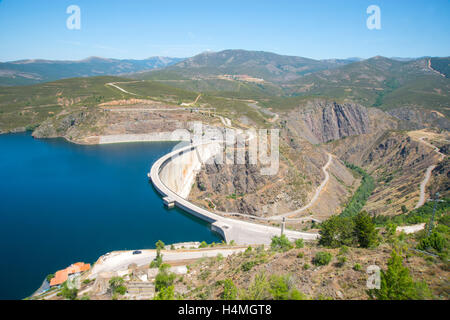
[{"left": 0, "top": 133, "right": 220, "bottom": 299}]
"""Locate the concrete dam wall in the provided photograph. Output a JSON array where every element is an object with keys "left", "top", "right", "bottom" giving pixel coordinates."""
[{"left": 159, "top": 142, "right": 222, "bottom": 199}]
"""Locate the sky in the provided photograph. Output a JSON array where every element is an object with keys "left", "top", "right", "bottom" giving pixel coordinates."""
[{"left": 0, "top": 0, "right": 449, "bottom": 62}]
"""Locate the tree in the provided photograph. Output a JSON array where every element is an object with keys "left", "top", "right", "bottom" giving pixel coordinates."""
[
  {"left": 369, "top": 249, "right": 432, "bottom": 300},
  {"left": 222, "top": 279, "right": 237, "bottom": 300},
  {"left": 354, "top": 211, "right": 378, "bottom": 248},
  {"left": 150, "top": 240, "right": 165, "bottom": 268},
  {"left": 319, "top": 215, "right": 355, "bottom": 248},
  {"left": 155, "top": 264, "right": 176, "bottom": 292}
]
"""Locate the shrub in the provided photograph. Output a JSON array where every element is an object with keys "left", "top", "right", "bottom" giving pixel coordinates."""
[
  {"left": 339, "top": 246, "right": 349, "bottom": 255},
  {"left": 199, "top": 241, "right": 208, "bottom": 248},
  {"left": 268, "top": 274, "right": 307, "bottom": 300},
  {"left": 239, "top": 273, "right": 271, "bottom": 300},
  {"left": 154, "top": 285, "right": 175, "bottom": 300},
  {"left": 60, "top": 282, "right": 78, "bottom": 300},
  {"left": 109, "top": 277, "right": 126, "bottom": 296},
  {"left": 337, "top": 256, "right": 347, "bottom": 267},
  {"left": 295, "top": 239, "right": 304, "bottom": 248},
  {"left": 297, "top": 252, "right": 304, "bottom": 258},
  {"left": 353, "top": 263, "right": 362, "bottom": 271},
  {"left": 303, "top": 263, "right": 310, "bottom": 270},
  {"left": 46, "top": 274, "right": 55, "bottom": 283},
  {"left": 270, "top": 234, "right": 293, "bottom": 252},
  {"left": 241, "top": 261, "right": 256, "bottom": 272},
  {"left": 222, "top": 279, "right": 237, "bottom": 300},
  {"left": 313, "top": 252, "right": 332, "bottom": 266},
  {"left": 418, "top": 231, "right": 446, "bottom": 253}
]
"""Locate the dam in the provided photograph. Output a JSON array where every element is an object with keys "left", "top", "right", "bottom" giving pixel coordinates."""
[{"left": 149, "top": 140, "right": 320, "bottom": 245}]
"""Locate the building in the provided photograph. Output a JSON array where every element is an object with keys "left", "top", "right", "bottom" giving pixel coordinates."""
[{"left": 49, "top": 262, "right": 91, "bottom": 287}]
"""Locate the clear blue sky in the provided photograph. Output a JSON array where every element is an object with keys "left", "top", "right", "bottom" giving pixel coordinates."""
[{"left": 0, "top": 0, "right": 449, "bottom": 61}]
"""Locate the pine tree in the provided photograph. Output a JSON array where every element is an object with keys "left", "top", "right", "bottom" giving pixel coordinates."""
[
  {"left": 354, "top": 211, "right": 378, "bottom": 248},
  {"left": 369, "top": 249, "right": 432, "bottom": 300}
]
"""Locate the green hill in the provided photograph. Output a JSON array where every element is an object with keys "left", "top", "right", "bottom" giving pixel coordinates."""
[
  {"left": 284, "top": 56, "right": 450, "bottom": 116},
  {"left": 132, "top": 49, "right": 355, "bottom": 83}
]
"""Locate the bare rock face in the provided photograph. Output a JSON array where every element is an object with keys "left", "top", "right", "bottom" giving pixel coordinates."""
[
  {"left": 388, "top": 107, "right": 450, "bottom": 131},
  {"left": 285, "top": 100, "right": 372, "bottom": 144}
]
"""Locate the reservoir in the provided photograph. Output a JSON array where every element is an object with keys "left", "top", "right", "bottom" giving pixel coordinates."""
[{"left": 0, "top": 133, "right": 221, "bottom": 299}]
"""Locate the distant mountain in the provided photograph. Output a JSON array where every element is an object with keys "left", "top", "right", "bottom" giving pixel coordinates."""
[
  {"left": 430, "top": 57, "right": 450, "bottom": 78},
  {"left": 285, "top": 56, "right": 450, "bottom": 116},
  {"left": 0, "top": 56, "right": 184, "bottom": 86},
  {"left": 132, "top": 50, "right": 357, "bottom": 83}
]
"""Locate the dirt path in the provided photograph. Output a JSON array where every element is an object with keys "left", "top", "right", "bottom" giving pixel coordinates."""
[
  {"left": 415, "top": 165, "right": 437, "bottom": 209},
  {"left": 270, "top": 153, "right": 333, "bottom": 220},
  {"left": 414, "top": 137, "right": 445, "bottom": 209},
  {"left": 106, "top": 81, "right": 140, "bottom": 95},
  {"left": 219, "top": 153, "right": 333, "bottom": 222}
]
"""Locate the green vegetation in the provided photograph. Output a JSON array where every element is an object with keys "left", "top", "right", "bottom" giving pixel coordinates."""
[
  {"left": 270, "top": 234, "right": 294, "bottom": 252},
  {"left": 430, "top": 57, "right": 450, "bottom": 78},
  {"left": 318, "top": 215, "right": 355, "bottom": 248},
  {"left": 354, "top": 211, "right": 379, "bottom": 248},
  {"left": 340, "top": 163, "right": 375, "bottom": 218},
  {"left": 374, "top": 198, "right": 449, "bottom": 227},
  {"left": 199, "top": 241, "right": 208, "bottom": 248},
  {"left": 221, "top": 279, "right": 238, "bottom": 300},
  {"left": 155, "top": 264, "right": 176, "bottom": 292},
  {"left": 239, "top": 272, "right": 306, "bottom": 300},
  {"left": 368, "top": 249, "right": 432, "bottom": 300},
  {"left": 319, "top": 211, "right": 378, "bottom": 248},
  {"left": 150, "top": 240, "right": 165, "bottom": 268},
  {"left": 46, "top": 274, "right": 55, "bottom": 283},
  {"left": 59, "top": 282, "right": 78, "bottom": 300},
  {"left": 313, "top": 252, "right": 332, "bottom": 266},
  {"left": 154, "top": 285, "right": 175, "bottom": 300},
  {"left": 353, "top": 263, "right": 362, "bottom": 271},
  {"left": 294, "top": 238, "right": 304, "bottom": 249},
  {"left": 109, "top": 277, "right": 127, "bottom": 296}
]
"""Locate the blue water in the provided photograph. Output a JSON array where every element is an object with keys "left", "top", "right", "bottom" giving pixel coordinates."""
[{"left": 0, "top": 133, "right": 220, "bottom": 299}]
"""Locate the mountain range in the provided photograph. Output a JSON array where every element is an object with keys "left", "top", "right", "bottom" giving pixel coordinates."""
[{"left": 0, "top": 56, "right": 183, "bottom": 86}]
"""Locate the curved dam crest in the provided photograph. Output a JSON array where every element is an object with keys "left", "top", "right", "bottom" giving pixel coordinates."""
[{"left": 149, "top": 139, "right": 320, "bottom": 245}]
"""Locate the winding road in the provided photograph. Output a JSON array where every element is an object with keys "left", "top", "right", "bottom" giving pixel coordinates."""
[
  {"left": 149, "top": 141, "right": 320, "bottom": 245},
  {"left": 414, "top": 137, "right": 445, "bottom": 209}
]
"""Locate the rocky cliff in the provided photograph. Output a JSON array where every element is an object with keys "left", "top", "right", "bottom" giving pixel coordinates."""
[{"left": 283, "top": 100, "right": 392, "bottom": 144}]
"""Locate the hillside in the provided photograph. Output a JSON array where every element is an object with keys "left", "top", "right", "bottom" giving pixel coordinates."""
[
  {"left": 0, "top": 56, "right": 183, "bottom": 86},
  {"left": 132, "top": 50, "right": 355, "bottom": 83},
  {"left": 284, "top": 56, "right": 450, "bottom": 117}
]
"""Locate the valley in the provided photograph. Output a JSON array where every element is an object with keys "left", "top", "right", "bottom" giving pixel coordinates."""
[{"left": 0, "top": 49, "right": 448, "bottom": 301}]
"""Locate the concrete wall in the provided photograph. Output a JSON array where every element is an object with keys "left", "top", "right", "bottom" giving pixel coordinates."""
[
  {"left": 99, "top": 132, "right": 190, "bottom": 144},
  {"left": 159, "top": 142, "right": 222, "bottom": 199}
]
